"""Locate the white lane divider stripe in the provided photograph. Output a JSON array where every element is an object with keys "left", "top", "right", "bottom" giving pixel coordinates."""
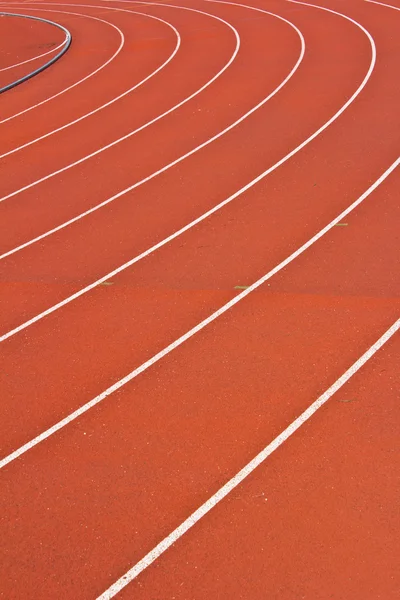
[
  {"left": 365, "top": 1, "right": 400, "bottom": 13},
  {"left": 0, "top": 37, "right": 66, "bottom": 73}
]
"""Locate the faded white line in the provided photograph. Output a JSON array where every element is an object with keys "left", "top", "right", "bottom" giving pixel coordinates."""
[
  {"left": 0, "top": 3, "right": 126, "bottom": 123},
  {"left": 365, "top": 1, "right": 400, "bottom": 13},
  {"left": 96, "top": 316, "right": 400, "bottom": 599},
  {"left": 1, "top": 155, "right": 398, "bottom": 467},
  {"left": 0, "top": 37, "right": 65, "bottom": 73},
  {"left": 0, "top": 0, "right": 238, "bottom": 196},
  {"left": 0, "top": 0, "right": 376, "bottom": 339},
  {"left": 0, "top": 1, "right": 182, "bottom": 155},
  {"left": 1, "top": 2, "right": 303, "bottom": 258}
]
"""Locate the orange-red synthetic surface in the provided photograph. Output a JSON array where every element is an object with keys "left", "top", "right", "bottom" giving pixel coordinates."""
[{"left": 0, "top": 0, "right": 398, "bottom": 599}]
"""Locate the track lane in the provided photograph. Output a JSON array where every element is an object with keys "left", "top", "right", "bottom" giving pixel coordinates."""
[
  {"left": 0, "top": 0, "right": 376, "bottom": 331},
  {"left": 0, "top": 36, "right": 64, "bottom": 74}
]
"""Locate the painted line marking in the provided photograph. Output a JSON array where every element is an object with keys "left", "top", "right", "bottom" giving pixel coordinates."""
[
  {"left": 335, "top": 222, "right": 348, "bottom": 226},
  {"left": 0, "top": 2, "right": 304, "bottom": 259},
  {"left": 0, "top": 4, "right": 126, "bottom": 124},
  {"left": 0, "top": 1, "right": 182, "bottom": 156},
  {"left": 234, "top": 285, "right": 250, "bottom": 289},
  {"left": 0, "top": 0, "right": 376, "bottom": 340},
  {"left": 96, "top": 317, "right": 399, "bottom": 599},
  {"left": 0, "top": 37, "right": 66, "bottom": 73},
  {"left": 365, "top": 1, "right": 400, "bottom": 14},
  {"left": 0, "top": 156, "right": 398, "bottom": 466}
]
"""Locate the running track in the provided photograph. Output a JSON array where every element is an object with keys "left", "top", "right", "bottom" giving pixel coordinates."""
[{"left": 0, "top": 0, "right": 399, "bottom": 598}]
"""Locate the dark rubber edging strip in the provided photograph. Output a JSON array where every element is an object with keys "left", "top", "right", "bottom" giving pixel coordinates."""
[{"left": 0, "top": 11, "right": 72, "bottom": 94}]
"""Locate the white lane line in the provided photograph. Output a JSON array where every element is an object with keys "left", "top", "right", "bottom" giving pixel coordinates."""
[
  {"left": 0, "top": 5, "right": 126, "bottom": 123},
  {"left": 0, "top": 0, "right": 238, "bottom": 196},
  {"left": 0, "top": 0, "right": 376, "bottom": 338},
  {"left": 0, "top": 2, "right": 181, "bottom": 155},
  {"left": 96, "top": 317, "right": 400, "bottom": 600},
  {"left": 0, "top": 2, "right": 304, "bottom": 258},
  {"left": 1, "top": 156, "right": 398, "bottom": 468},
  {"left": 366, "top": 1, "right": 400, "bottom": 13},
  {"left": 0, "top": 37, "right": 66, "bottom": 73}
]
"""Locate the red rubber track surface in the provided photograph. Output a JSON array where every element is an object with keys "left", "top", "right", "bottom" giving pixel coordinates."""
[
  {"left": 120, "top": 333, "right": 399, "bottom": 600},
  {"left": 0, "top": 0, "right": 398, "bottom": 598},
  {"left": 0, "top": 12, "right": 65, "bottom": 88}
]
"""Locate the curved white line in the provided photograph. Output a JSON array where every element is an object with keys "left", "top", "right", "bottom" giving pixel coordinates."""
[
  {"left": 96, "top": 314, "right": 400, "bottom": 599},
  {"left": 0, "top": 5, "right": 125, "bottom": 123},
  {"left": 365, "top": 0, "right": 400, "bottom": 12},
  {"left": 0, "top": 4, "right": 302, "bottom": 259},
  {"left": 0, "top": 37, "right": 66, "bottom": 73},
  {"left": 0, "top": 0, "right": 376, "bottom": 340},
  {"left": 0, "top": 2, "right": 182, "bottom": 156},
  {"left": 0, "top": 154, "right": 398, "bottom": 465}
]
